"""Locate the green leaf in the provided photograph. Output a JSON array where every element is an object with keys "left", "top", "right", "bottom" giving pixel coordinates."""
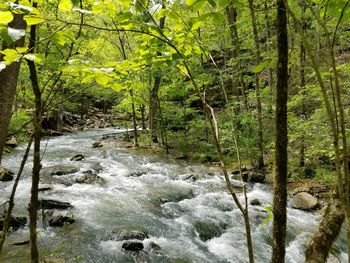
[
  {"left": 58, "top": 0, "right": 73, "bottom": 11},
  {"left": 135, "top": 0, "right": 147, "bottom": 12},
  {"left": 252, "top": 60, "right": 271, "bottom": 73},
  {"left": 50, "top": 31, "right": 74, "bottom": 46},
  {"left": 16, "top": 47, "right": 28, "bottom": 53},
  {"left": 24, "top": 53, "right": 44, "bottom": 63},
  {"left": 208, "top": 0, "right": 216, "bottom": 7},
  {"left": 0, "top": 11, "right": 14, "bottom": 25},
  {"left": 95, "top": 75, "right": 110, "bottom": 86},
  {"left": 24, "top": 15, "right": 44, "bottom": 25}
]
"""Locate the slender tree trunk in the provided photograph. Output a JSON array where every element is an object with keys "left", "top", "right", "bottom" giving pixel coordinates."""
[
  {"left": 272, "top": 0, "right": 288, "bottom": 262},
  {"left": 27, "top": 17, "right": 42, "bottom": 263},
  {"left": 0, "top": 136, "right": 33, "bottom": 254},
  {"left": 225, "top": 3, "right": 248, "bottom": 109},
  {"left": 299, "top": 2, "right": 307, "bottom": 168},
  {"left": 149, "top": 2, "right": 166, "bottom": 143},
  {"left": 149, "top": 74, "right": 161, "bottom": 143},
  {"left": 130, "top": 90, "right": 139, "bottom": 147},
  {"left": 247, "top": 0, "right": 264, "bottom": 168},
  {"left": 0, "top": 9, "right": 26, "bottom": 164}
]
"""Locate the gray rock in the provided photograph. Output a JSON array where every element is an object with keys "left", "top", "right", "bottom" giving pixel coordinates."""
[
  {"left": 0, "top": 167, "right": 14, "bottom": 182},
  {"left": 92, "top": 141, "right": 103, "bottom": 148},
  {"left": 6, "top": 136, "right": 17, "bottom": 147},
  {"left": 292, "top": 187, "right": 310, "bottom": 196},
  {"left": 39, "top": 199, "right": 73, "bottom": 210},
  {"left": 76, "top": 170, "right": 104, "bottom": 184},
  {"left": 242, "top": 171, "right": 265, "bottom": 183},
  {"left": 293, "top": 192, "right": 318, "bottom": 210},
  {"left": 49, "top": 215, "right": 75, "bottom": 227},
  {"left": 70, "top": 154, "right": 85, "bottom": 161},
  {"left": 42, "top": 165, "right": 79, "bottom": 176},
  {"left": 122, "top": 240, "right": 144, "bottom": 252},
  {"left": 112, "top": 227, "right": 149, "bottom": 241},
  {"left": 193, "top": 220, "right": 224, "bottom": 241}
]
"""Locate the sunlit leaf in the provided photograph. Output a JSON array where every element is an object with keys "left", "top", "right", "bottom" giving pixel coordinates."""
[
  {"left": 24, "top": 15, "right": 45, "bottom": 25},
  {"left": 0, "top": 11, "right": 14, "bottom": 25},
  {"left": 58, "top": 0, "right": 73, "bottom": 11}
]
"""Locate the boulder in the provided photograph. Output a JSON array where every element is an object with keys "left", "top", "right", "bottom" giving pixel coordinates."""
[
  {"left": 44, "top": 130, "right": 63, "bottom": 137},
  {"left": 242, "top": 171, "right": 265, "bottom": 183},
  {"left": 293, "top": 192, "right": 318, "bottom": 210},
  {"left": 5, "top": 136, "right": 17, "bottom": 148},
  {"left": 70, "top": 154, "right": 85, "bottom": 161},
  {"left": 76, "top": 171, "right": 104, "bottom": 184},
  {"left": 92, "top": 142, "right": 103, "bottom": 148},
  {"left": 250, "top": 199, "right": 262, "bottom": 206},
  {"left": 193, "top": 220, "right": 223, "bottom": 241},
  {"left": 122, "top": 240, "right": 144, "bottom": 252},
  {"left": 151, "top": 186, "right": 194, "bottom": 204},
  {"left": 0, "top": 167, "right": 14, "bottom": 182},
  {"left": 39, "top": 199, "right": 73, "bottom": 210},
  {"left": 48, "top": 211, "right": 75, "bottom": 227},
  {"left": 126, "top": 171, "right": 147, "bottom": 177},
  {"left": 42, "top": 165, "right": 79, "bottom": 176},
  {"left": 292, "top": 187, "right": 310, "bottom": 196},
  {"left": 0, "top": 215, "right": 27, "bottom": 231},
  {"left": 112, "top": 227, "right": 149, "bottom": 241}
]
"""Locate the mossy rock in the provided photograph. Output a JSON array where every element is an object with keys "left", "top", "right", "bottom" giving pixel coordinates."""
[
  {"left": 41, "top": 165, "right": 79, "bottom": 176},
  {"left": 193, "top": 220, "right": 223, "bottom": 241},
  {"left": 151, "top": 186, "right": 194, "bottom": 205}
]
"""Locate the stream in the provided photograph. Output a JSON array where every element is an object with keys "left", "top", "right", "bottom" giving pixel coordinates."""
[{"left": 0, "top": 128, "right": 347, "bottom": 263}]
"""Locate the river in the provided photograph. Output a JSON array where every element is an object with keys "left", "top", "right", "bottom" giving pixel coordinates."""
[{"left": 0, "top": 128, "right": 347, "bottom": 262}]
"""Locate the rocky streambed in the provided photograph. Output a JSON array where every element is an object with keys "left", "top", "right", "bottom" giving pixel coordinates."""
[{"left": 0, "top": 128, "right": 347, "bottom": 263}]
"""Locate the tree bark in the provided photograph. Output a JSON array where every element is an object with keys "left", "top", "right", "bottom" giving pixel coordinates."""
[
  {"left": 305, "top": 199, "right": 344, "bottom": 263},
  {"left": 247, "top": 0, "right": 264, "bottom": 168},
  {"left": 272, "top": 0, "right": 288, "bottom": 262},
  {"left": 27, "top": 17, "right": 42, "bottom": 263},
  {"left": 149, "top": 1, "right": 166, "bottom": 143},
  {"left": 0, "top": 136, "right": 33, "bottom": 254},
  {"left": 0, "top": 10, "right": 26, "bottom": 164},
  {"left": 225, "top": 3, "right": 248, "bottom": 109}
]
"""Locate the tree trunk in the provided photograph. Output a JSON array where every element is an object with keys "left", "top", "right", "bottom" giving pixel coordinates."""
[
  {"left": 247, "top": 0, "right": 264, "bottom": 168},
  {"left": 27, "top": 18, "right": 42, "bottom": 263},
  {"left": 149, "top": 74, "right": 161, "bottom": 143},
  {"left": 130, "top": 90, "right": 139, "bottom": 147},
  {"left": 225, "top": 3, "right": 248, "bottom": 109},
  {"left": 0, "top": 136, "right": 33, "bottom": 254},
  {"left": 272, "top": 0, "right": 288, "bottom": 262},
  {"left": 149, "top": 2, "right": 166, "bottom": 143},
  {"left": 305, "top": 199, "right": 344, "bottom": 263},
  {"left": 0, "top": 10, "right": 26, "bottom": 164}
]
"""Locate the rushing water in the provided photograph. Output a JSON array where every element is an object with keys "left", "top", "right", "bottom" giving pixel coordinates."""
[{"left": 0, "top": 128, "right": 347, "bottom": 263}]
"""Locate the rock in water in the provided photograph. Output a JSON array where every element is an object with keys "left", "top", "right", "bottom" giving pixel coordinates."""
[
  {"left": 39, "top": 199, "right": 73, "bottom": 210},
  {"left": 112, "top": 227, "right": 149, "bottom": 241},
  {"left": 241, "top": 171, "right": 265, "bottom": 183},
  {"left": 293, "top": 192, "right": 318, "bottom": 210},
  {"left": 122, "top": 240, "right": 144, "bottom": 252},
  {"left": 5, "top": 136, "right": 17, "bottom": 147},
  {"left": 48, "top": 211, "right": 75, "bottom": 227},
  {"left": 92, "top": 141, "right": 103, "bottom": 148},
  {"left": 0, "top": 167, "right": 14, "bottom": 182},
  {"left": 70, "top": 154, "right": 85, "bottom": 161},
  {"left": 42, "top": 165, "right": 79, "bottom": 176},
  {"left": 0, "top": 215, "right": 27, "bottom": 231},
  {"left": 75, "top": 171, "right": 104, "bottom": 184},
  {"left": 250, "top": 199, "right": 262, "bottom": 206}
]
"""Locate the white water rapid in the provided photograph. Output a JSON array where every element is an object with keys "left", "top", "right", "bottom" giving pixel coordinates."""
[{"left": 0, "top": 128, "right": 347, "bottom": 262}]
